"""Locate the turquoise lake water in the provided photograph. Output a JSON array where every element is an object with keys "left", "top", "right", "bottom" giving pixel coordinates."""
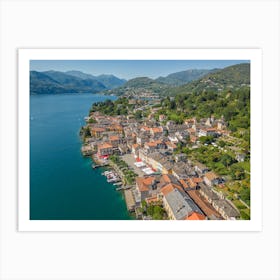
[{"left": 30, "top": 93, "right": 132, "bottom": 220}]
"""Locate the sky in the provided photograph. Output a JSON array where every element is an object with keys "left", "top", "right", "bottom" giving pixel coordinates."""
[{"left": 30, "top": 60, "right": 249, "bottom": 80}]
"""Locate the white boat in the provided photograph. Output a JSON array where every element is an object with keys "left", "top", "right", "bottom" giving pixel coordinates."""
[{"left": 107, "top": 178, "right": 119, "bottom": 183}]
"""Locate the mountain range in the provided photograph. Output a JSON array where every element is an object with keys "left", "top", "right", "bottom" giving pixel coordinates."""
[
  {"left": 167, "top": 63, "right": 250, "bottom": 95},
  {"left": 30, "top": 70, "right": 126, "bottom": 95},
  {"left": 155, "top": 69, "right": 217, "bottom": 86},
  {"left": 30, "top": 63, "right": 249, "bottom": 95}
]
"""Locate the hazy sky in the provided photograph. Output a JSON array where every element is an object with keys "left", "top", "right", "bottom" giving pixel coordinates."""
[{"left": 30, "top": 60, "right": 249, "bottom": 80}]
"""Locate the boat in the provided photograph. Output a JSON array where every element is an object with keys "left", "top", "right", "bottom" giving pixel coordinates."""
[{"left": 107, "top": 178, "right": 119, "bottom": 183}]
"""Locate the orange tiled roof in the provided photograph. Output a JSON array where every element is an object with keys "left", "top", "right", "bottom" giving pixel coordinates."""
[
  {"left": 161, "top": 183, "right": 175, "bottom": 196},
  {"left": 161, "top": 183, "right": 184, "bottom": 196},
  {"left": 187, "top": 178, "right": 197, "bottom": 188},
  {"left": 186, "top": 189, "right": 221, "bottom": 218},
  {"left": 109, "top": 135, "right": 119, "bottom": 141},
  {"left": 92, "top": 127, "right": 106, "bottom": 132},
  {"left": 109, "top": 125, "right": 123, "bottom": 131},
  {"left": 186, "top": 212, "right": 206, "bottom": 220},
  {"left": 145, "top": 141, "right": 157, "bottom": 147},
  {"left": 204, "top": 172, "right": 218, "bottom": 181},
  {"left": 98, "top": 143, "right": 113, "bottom": 150},
  {"left": 162, "top": 174, "right": 171, "bottom": 184},
  {"left": 179, "top": 179, "right": 189, "bottom": 189},
  {"left": 136, "top": 176, "right": 155, "bottom": 192},
  {"left": 145, "top": 196, "right": 159, "bottom": 204},
  {"left": 206, "top": 128, "right": 217, "bottom": 132},
  {"left": 187, "top": 128, "right": 196, "bottom": 134},
  {"left": 165, "top": 141, "right": 177, "bottom": 148},
  {"left": 185, "top": 177, "right": 203, "bottom": 188},
  {"left": 155, "top": 139, "right": 162, "bottom": 144},
  {"left": 151, "top": 127, "right": 162, "bottom": 133},
  {"left": 193, "top": 177, "right": 203, "bottom": 183},
  {"left": 132, "top": 143, "right": 140, "bottom": 149},
  {"left": 141, "top": 126, "right": 150, "bottom": 131}
]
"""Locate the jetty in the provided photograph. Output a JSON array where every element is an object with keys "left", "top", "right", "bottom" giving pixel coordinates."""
[
  {"left": 91, "top": 163, "right": 109, "bottom": 169},
  {"left": 116, "top": 185, "right": 133, "bottom": 191}
]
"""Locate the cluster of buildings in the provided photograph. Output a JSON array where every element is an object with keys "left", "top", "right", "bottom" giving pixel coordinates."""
[
  {"left": 81, "top": 110, "right": 240, "bottom": 220},
  {"left": 134, "top": 163, "right": 240, "bottom": 220}
]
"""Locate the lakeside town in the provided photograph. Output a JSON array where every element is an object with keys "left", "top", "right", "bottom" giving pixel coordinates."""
[{"left": 80, "top": 95, "right": 250, "bottom": 221}]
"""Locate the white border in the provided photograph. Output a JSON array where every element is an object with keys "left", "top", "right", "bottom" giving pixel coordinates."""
[{"left": 18, "top": 48, "right": 262, "bottom": 232}]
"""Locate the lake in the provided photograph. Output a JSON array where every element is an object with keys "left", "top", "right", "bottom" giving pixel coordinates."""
[{"left": 30, "top": 93, "right": 133, "bottom": 220}]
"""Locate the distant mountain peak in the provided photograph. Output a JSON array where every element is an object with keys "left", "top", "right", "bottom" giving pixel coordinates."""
[
  {"left": 30, "top": 70, "right": 127, "bottom": 95},
  {"left": 156, "top": 68, "right": 217, "bottom": 86}
]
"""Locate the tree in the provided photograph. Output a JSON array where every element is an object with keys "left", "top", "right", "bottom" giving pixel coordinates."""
[
  {"left": 134, "top": 110, "right": 142, "bottom": 120},
  {"left": 220, "top": 154, "right": 236, "bottom": 168},
  {"left": 199, "top": 136, "right": 214, "bottom": 145},
  {"left": 240, "top": 187, "right": 250, "bottom": 204},
  {"left": 231, "top": 164, "right": 245, "bottom": 180},
  {"left": 84, "top": 127, "right": 91, "bottom": 137},
  {"left": 218, "top": 140, "right": 226, "bottom": 147},
  {"left": 88, "top": 118, "right": 96, "bottom": 124}
]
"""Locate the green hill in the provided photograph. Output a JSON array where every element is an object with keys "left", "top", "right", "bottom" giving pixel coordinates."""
[
  {"left": 103, "top": 77, "right": 170, "bottom": 96},
  {"left": 30, "top": 70, "right": 126, "bottom": 94},
  {"left": 168, "top": 63, "right": 250, "bottom": 95},
  {"left": 156, "top": 69, "right": 216, "bottom": 86}
]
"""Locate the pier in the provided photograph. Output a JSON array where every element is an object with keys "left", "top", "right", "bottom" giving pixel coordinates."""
[
  {"left": 115, "top": 185, "right": 133, "bottom": 191},
  {"left": 91, "top": 163, "right": 109, "bottom": 169}
]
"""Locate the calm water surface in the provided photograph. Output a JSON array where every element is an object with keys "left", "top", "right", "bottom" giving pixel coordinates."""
[{"left": 30, "top": 93, "right": 132, "bottom": 220}]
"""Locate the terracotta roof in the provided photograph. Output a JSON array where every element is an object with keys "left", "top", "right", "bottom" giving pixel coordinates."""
[
  {"left": 187, "top": 178, "right": 197, "bottom": 188},
  {"left": 193, "top": 177, "right": 203, "bottom": 183},
  {"left": 165, "top": 141, "right": 177, "bottom": 148},
  {"left": 186, "top": 212, "right": 206, "bottom": 220},
  {"left": 92, "top": 127, "right": 105, "bottom": 132},
  {"left": 161, "top": 183, "right": 175, "bottom": 196},
  {"left": 187, "top": 128, "right": 196, "bottom": 134},
  {"left": 179, "top": 179, "right": 188, "bottom": 189},
  {"left": 151, "top": 127, "right": 163, "bottom": 133},
  {"left": 161, "top": 183, "right": 184, "bottom": 196},
  {"left": 141, "top": 126, "right": 150, "bottom": 131},
  {"left": 145, "top": 141, "right": 157, "bottom": 147},
  {"left": 109, "top": 125, "right": 123, "bottom": 131},
  {"left": 145, "top": 196, "right": 159, "bottom": 204},
  {"left": 162, "top": 174, "right": 172, "bottom": 184},
  {"left": 98, "top": 143, "right": 113, "bottom": 150},
  {"left": 206, "top": 128, "right": 217, "bottom": 132},
  {"left": 132, "top": 144, "right": 140, "bottom": 149},
  {"left": 109, "top": 135, "right": 119, "bottom": 141},
  {"left": 187, "top": 189, "right": 221, "bottom": 219},
  {"left": 136, "top": 176, "right": 155, "bottom": 192},
  {"left": 204, "top": 172, "right": 219, "bottom": 181}
]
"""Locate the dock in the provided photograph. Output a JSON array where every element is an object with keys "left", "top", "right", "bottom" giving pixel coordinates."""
[
  {"left": 124, "top": 189, "right": 136, "bottom": 212},
  {"left": 91, "top": 163, "right": 109, "bottom": 169},
  {"left": 116, "top": 185, "right": 133, "bottom": 191}
]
